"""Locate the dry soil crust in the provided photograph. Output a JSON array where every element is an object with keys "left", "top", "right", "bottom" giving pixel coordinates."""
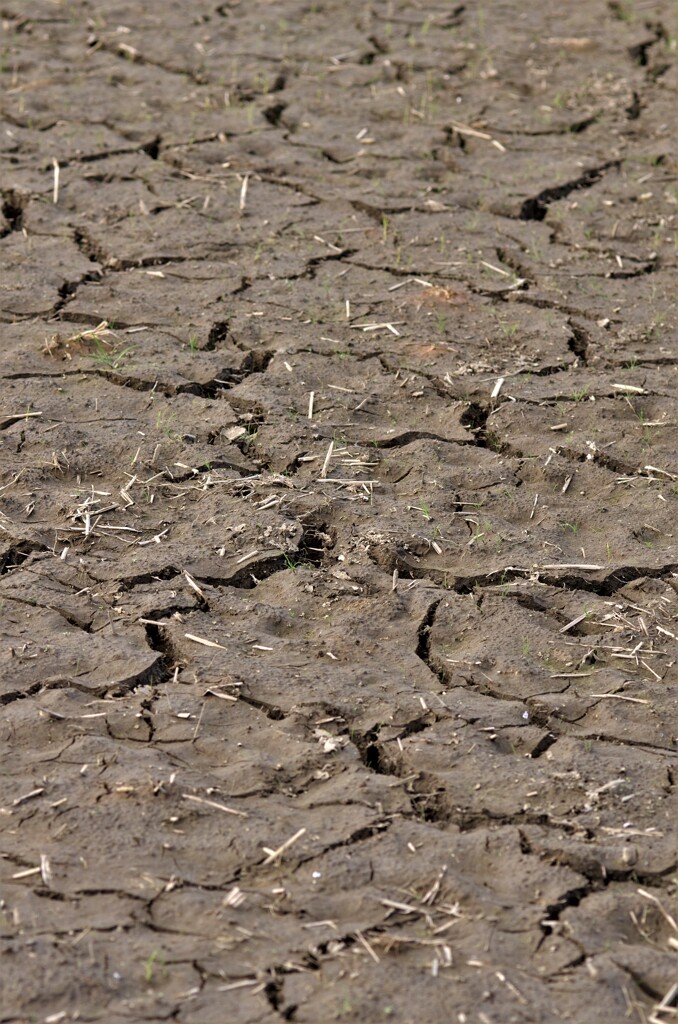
[{"left": 1, "top": 2, "right": 677, "bottom": 1023}]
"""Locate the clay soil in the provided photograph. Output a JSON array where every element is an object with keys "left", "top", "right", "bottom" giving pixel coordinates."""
[{"left": 1, "top": 2, "right": 678, "bottom": 1022}]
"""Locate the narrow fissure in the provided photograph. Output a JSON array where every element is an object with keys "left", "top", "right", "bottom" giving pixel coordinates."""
[{"left": 519, "top": 161, "right": 620, "bottom": 221}]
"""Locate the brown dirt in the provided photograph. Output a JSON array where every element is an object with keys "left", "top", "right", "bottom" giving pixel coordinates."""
[{"left": 1, "top": 2, "right": 677, "bottom": 1022}]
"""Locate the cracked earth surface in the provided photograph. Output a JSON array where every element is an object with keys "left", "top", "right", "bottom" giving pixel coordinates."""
[{"left": 1, "top": 2, "right": 677, "bottom": 1022}]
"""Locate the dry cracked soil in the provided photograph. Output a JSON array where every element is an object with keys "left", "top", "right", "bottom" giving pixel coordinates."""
[{"left": 1, "top": 2, "right": 678, "bottom": 1023}]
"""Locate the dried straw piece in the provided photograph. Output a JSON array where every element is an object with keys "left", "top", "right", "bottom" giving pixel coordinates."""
[
  {"left": 184, "top": 570, "right": 206, "bottom": 602},
  {"left": 355, "top": 931, "right": 380, "bottom": 963},
  {"left": 559, "top": 612, "right": 588, "bottom": 634},
  {"left": 182, "top": 793, "right": 248, "bottom": 818},
  {"left": 184, "top": 633, "right": 227, "bottom": 649},
  {"left": 262, "top": 827, "right": 306, "bottom": 865},
  {"left": 637, "top": 888, "right": 678, "bottom": 934},
  {"left": 239, "top": 174, "right": 249, "bottom": 212},
  {"left": 320, "top": 441, "right": 334, "bottom": 478}
]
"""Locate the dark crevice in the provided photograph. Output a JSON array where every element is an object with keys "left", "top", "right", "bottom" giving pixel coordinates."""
[
  {"left": 297, "top": 524, "right": 334, "bottom": 567},
  {"left": 1, "top": 413, "right": 33, "bottom": 430},
  {"left": 0, "top": 684, "right": 41, "bottom": 707},
  {"left": 140, "top": 136, "right": 161, "bottom": 160},
  {"left": 170, "top": 458, "right": 256, "bottom": 480},
  {"left": 460, "top": 401, "right": 489, "bottom": 433},
  {"left": 349, "top": 720, "right": 435, "bottom": 786},
  {"left": 374, "top": 429, "right": 473, "bottom": 450},
  {"left": 469, "top": 810, "right": 571, "bottom": 834},
  {"left": 626, "top": 91, "right": 642, "bottom": 120},
  {"left": 567, "top": 321, "right": 590, "bottom": 364},
  {"left": 52, "top": 272, "right": 102, "bottom": 315},
  {"left": 108, "top": 254, "right": 191, "bottom": 272},
  {"left": 349, "top": 199, "right": 412, "bottom": 223},
  {"left": 415, "top": 598, "right": 443, "bottom": 679},
  {"left": 495, "top": 246, "right": 532, "bottom": 283},
  {"left": 233, "top": 275, "right": 251, "bottom": 295},
  {"left": 303, "top": 248, "right": 357, "bottom": 279},
  {"left": 306, "top": 821, "right": 393, "bottom": 861},
  {"left": 614, "top": 963, "right": 665, "bottom": 1003},
  {"left": 506, "top": 292, "right": 600, "bottom": 322},
  {"left": 582, "top": 735, "right": 677, "bottom": 762},
  {"left": 175, "top": 379, "right": 227, "bottom": 400},
  {"left": 608, "top": 257, "right": 659, "bottom": 280},
  {"left": 240, "top": 348, "right": 275, "bottom": 375},
  {"left": 410, "top": 791, "right": 573, "bottom": 833},
  {"left": 529, "top": 732, "right": 558, "bottom": 759},
  {"left": 97, "top": 38, "right": 206, "bottom": 85},
  {"left": 143, "top": 621, "right": 178, "bottom": 680},
  {"left": 373, "top": 4, "right": 465, "bottom": 28},
  {"left": 47, "top": 363, "right": 259, "bottom": 409},
  {"left": 262, "top": 103, "right": 287, "bottom": 127},
  {"left": 0, "top": 541, "right": 50, "bottom": 575},
  {"left": 87, "top": 368, "right": 174, "bottom": 395},
  {"left": 647, "top": 61, "right": 671, "bottom": 82},
  {"left": 568, "top": 445, "right": 638, "bottom": 477},
  {"left": 205, "top": 320, "right": 230, "bottom": 351},
  {"left": 368, "top": 34, "right": 390, "bottom": 54},
  {"left": 493, "top": 562, "right": 678, "bottom": 597},
  {"left": 74, "top": 226, "right": 192, "bottom": 270},
  {"left": 238, "top": 692, "right": 285, "bottom": 721},
  {"left": 104, "top": 660, "right": 168, "bottom": 698},
  {"left": 506, "top": 590, "right": 592, "bottom": 638},
  {"left": 443, "top": 3, "right": 466, "bottom": 28},
  {"left": 321, "top": 149, "right": 346, "bottom": 165},
  {"left": 459, "top": 401, "right": 494, "bottom": 450},
  {"left": 519, "top": 161, "right": 621, "bottom": 221},
  {"left": 1, "top": 189, "right": 27, "bottom": 233},
  {"left": 628, "top": 23, "right": 666, "bottom": 67},
  {"left": 233, "top": 405, "right": 265, "bottom": 433},
  {"left": 118, "top": 566, "right": 183, "bottom": 591},
  {"left": 0, "top": 593, "right": 93, "bottom": 633},
  {"left": 54, "top": 145, "right": 151, "bottom": 167},
  {"left": 264, "top": 977, "right": 285, "bottom": 1013},
  {"left": 540, "top": 885, "right": 594, "bottom": 935},
  {"left": 351, "top": 725, "right": 386, "bottom": 773},
  {"left": 197, "top": 552, "right": 292, "bottom": 588},
  {"left": 533, "top": 361, "right": 572, "bottom": 377},
  {"left": 73, "top": 228, "right": 109, "bottom": 265},
  {"left": 568, "top": 115, "right": 598, "bottom": 134},
  {"left": 368, "top": 549, "right": 678, "bottom": 599},
  {"left": 607, "top": 1, "right": 627, "bottom": 18},
  {"left": 269, "top": 73, "right": 287, "bottom": 93},
  {"left": 18, "top": 660, "right": 168, "bottom": 700}
]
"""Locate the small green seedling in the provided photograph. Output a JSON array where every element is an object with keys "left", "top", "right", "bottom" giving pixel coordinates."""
[{"left": 144, "top": 948, "right": 165, "bottom": 983}]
